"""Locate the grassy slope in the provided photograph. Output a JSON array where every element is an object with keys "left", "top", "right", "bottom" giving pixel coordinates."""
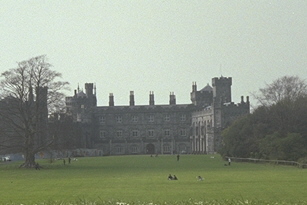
[{"left": 0, "top": 155, "right": 307, "bottom": 204}]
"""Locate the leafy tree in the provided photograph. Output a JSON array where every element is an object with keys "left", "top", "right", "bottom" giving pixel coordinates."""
[
  {"left": 220, "top": 115, "right": 259, "bottom": 158},
  {"left": 0, "top": 55, "right": 69, "bottom": 168},
  {"left": 253, "top": 76, "right": 307, "bottom": 106},
  {"left": 222, "top": 76, "right": 307, "bottom": 161},
  {"left": 259, "top": 132, "right": 307, "bottom": 161}
]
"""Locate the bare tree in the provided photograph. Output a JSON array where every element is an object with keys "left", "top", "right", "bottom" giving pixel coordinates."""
[
  {"left": 253, "top": 76, "right": 307, "bottom": 106},
  {"left": 0, "top": 55, "right": 69, "bottom": 168}
]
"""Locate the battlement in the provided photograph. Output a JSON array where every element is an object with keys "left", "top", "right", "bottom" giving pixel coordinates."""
[
  {"left": 212, "top": 77, "right": 232, "bottom": 87},
  {"left": 85, "top": 83, "right": 95, "bottom": 96}
]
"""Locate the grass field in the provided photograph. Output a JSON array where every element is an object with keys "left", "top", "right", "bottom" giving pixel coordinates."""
[{"left": 1, "top": 155, "right": 307, "bottom": 205}]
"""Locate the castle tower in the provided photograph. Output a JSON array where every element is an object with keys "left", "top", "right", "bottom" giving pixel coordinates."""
[
  {"left": 212, "top": 77, "right": 232, "bottom": 103},
  {"left": 84, "top": 83, "right": 97, "bottom": 107},
  {"left": 85, "top": 83, "right": 93, "bottom": 96}
]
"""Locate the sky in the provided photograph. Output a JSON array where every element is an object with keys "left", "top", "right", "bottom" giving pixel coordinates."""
[{"left": 1, "top": 1, "right": 307, "bottom": 108}]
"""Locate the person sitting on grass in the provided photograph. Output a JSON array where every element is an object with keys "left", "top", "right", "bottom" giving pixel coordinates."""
[{"left": 197, "top": 176, "right": 204, "bottom": 181}]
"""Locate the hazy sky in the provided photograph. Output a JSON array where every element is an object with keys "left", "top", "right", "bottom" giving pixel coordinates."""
[{"left": 1, "top": 1, "right": 307, "bottom": 108}]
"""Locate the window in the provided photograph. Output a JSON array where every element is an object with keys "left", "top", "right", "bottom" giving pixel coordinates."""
[
  {"left": 99, "top": 116, "right": 105, "bottom": 124},
  {"left": 99, "top": 130, "right": 106, "bottom": 138},
  {"left": 116, "top": 116, "right": 122, "bottom": 123},
  {"left": 132, "top": 130, "right": 139, "bottom": 137},
  {"left": 132, "top": 115, "right": 138, "bottom": 122},
  {"left": 180, "top": 114, "right": 186, "bottom": 121},
  {"left": 115, "top": 146, "right": 123, "bottom": 154},
  {"left": 148, "top": 130, "right": 154, "bottom": 137},
  {"left": 131, "top": 146, "right": 138, "bottom": 153},
  {"left": 164, "top": 129, "right": 170, "bottom": 136},
  {"left": 149, "top": 115, "right": 154, "bottom": 122},
  {"left": 116, "top": 130, "right": 122, "bottom": 137},
  {"left": 164, "top": 114, "right": 170, "bottom": 121},
  {"left": 163, "top": 145, "right": 171, "bottom": 153},
  {"left": 180, "top": 129, "right": 186, "bottom": 136}
]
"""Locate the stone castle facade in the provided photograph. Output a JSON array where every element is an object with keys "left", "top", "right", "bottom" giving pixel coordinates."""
[{"left": 63, "top": 76, "right": 250, "bottom": 155}]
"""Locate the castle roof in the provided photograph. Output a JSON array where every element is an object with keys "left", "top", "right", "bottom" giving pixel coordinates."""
[
  {"left": 77, "top": 91, "right": 86, "bottom": 98},
  {"left": 200, "top": 84, "right": 213, "bottom": 92}
]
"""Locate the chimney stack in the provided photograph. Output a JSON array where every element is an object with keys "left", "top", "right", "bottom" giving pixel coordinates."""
[
  {"left": 192, "top": 82, "right": 197, "bottom": 92},
  {"left": 169, "top": 92, "right": 176, "bottom": 105},
  {"left": 130, "top": 91, "right": 135, "bottom": 106},
  {"left": 149, "top": 91, "right": 155, "bottom": 105},
  {"left": 109, "top": 93, "right": 114, "bottom": 106}
]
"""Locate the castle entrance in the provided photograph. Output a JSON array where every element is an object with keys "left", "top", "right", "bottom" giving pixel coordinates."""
[{"left": 146, "top": 144, "right": 155, "bottom": 154}]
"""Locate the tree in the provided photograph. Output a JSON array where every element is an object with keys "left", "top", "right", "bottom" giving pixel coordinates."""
[
  {"left": 0, "top": 55, "right": 69, "bottom": 168},
  {"left": 253, "top": 76, "right": 307, "bottom": 106},
  {"left": 221, "top": 85, "right": 307, "bottom": 161}
]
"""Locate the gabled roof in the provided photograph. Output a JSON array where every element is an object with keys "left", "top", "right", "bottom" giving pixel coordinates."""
[
  {"left": 77, "top": 91, "right": 87, "bottom": 98},
  {"left": 200, "top": 84, "right": 212, "bottom": 92}
]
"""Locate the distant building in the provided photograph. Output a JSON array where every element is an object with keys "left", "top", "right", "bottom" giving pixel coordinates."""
[
  {"left": 190, "top": 77, "right": 250, "bottom": 154},
  {"left": 0, "top": 86, "right": 49, "bottom": 155},
  {"left": 62, "top": 76, "right": 250, "bottom": 155}
]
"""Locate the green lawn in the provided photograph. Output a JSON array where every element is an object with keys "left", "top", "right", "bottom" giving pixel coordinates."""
[{"left": 0, "top": 155, "right": 307, "bottom": 205}]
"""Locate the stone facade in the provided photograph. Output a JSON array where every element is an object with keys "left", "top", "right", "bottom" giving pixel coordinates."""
[
  {"left": 190, "top": 77, "right": 250, "bottom": 154},
  {"left": 63, "top": 77, "right": 250, "bottom": 155}
]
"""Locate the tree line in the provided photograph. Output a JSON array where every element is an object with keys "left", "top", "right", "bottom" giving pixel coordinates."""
[{"left": 220, "top": 76, "right": 307, "bottom": 163}]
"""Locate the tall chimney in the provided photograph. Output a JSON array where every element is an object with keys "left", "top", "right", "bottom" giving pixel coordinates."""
[
  {"left": 149, "top": 91, "right": 155, "bottom": 105},
  {"left": 169, "top": 92, "right": 176, "bottom": 105},
  {"left": 130, "top": 91, "right": 135, "bottom": 106},
  {"left": 109, "top": 93, "right": 114, "bottom": 106},
  {"left": 192, "top": 82, "right": 197, "bottom": 92}
]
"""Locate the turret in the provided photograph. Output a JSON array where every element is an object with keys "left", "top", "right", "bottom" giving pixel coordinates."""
[{"left": 190, "top": 82, "right": 197, "bottom": 105}]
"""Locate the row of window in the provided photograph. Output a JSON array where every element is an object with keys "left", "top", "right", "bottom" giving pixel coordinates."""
[
  {"left": 114, "top": 145, "right": 172, "bottom": 154},
  {"left": 100, "top": 129, "right": 187, "bottom": 138},
  {"left": 99, "top": 114, "right": 187, "bottom": 124}
]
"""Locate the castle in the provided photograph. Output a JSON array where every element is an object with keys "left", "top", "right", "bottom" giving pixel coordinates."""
[{"left": 63, "top": 76, "right": 250, "bottom": 155}]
